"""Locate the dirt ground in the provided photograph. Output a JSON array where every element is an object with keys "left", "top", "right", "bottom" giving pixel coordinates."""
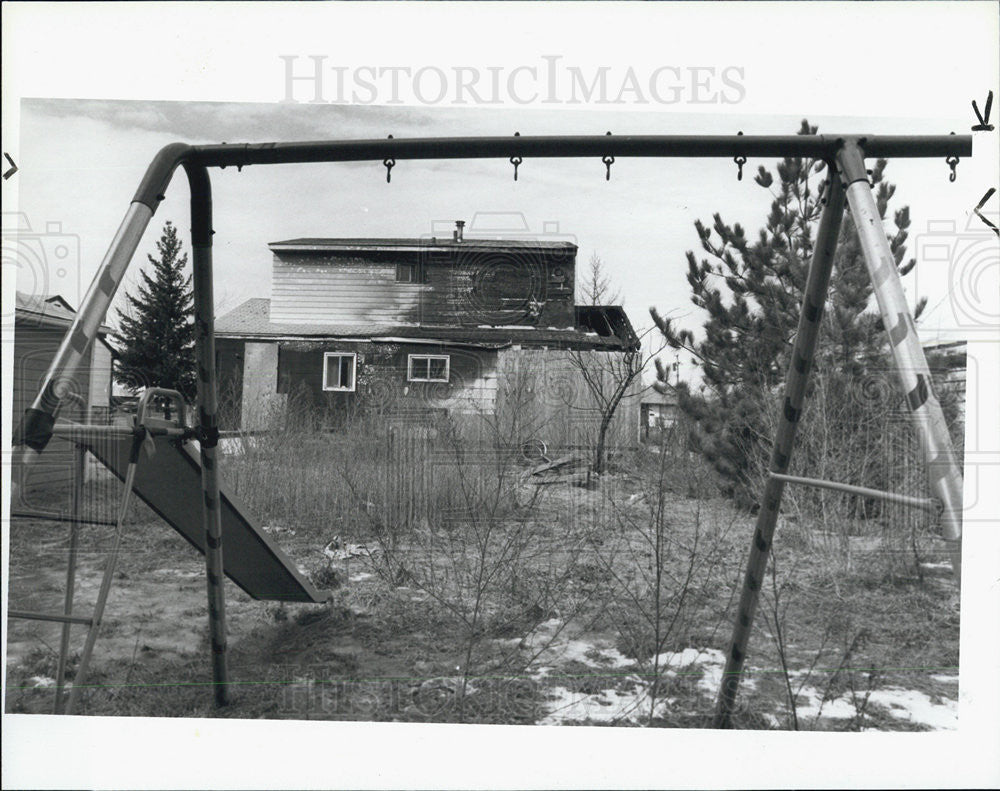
[{"left": 4, "top": 463, "right": 960, "bottom": 729}]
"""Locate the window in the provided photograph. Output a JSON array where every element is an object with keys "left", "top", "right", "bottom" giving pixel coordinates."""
[
  {"left": 323, "top": 352, "right": 356, "bottom": 392},
  {"left": 396, "top": 263, "right": 418, "bottom": 283},
  {"left": 407, "top": 354, "right": 450, "bottom": 383}
]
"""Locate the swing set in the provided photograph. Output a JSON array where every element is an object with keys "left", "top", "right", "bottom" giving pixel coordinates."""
[{"left": 10, "top": 131, "right": 970, "bottom": 727}]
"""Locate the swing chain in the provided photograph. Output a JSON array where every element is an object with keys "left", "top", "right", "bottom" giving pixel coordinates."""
[
  {"left": 510, "top": 131, "right": 522, "bottom": 181},
  {"left": 946, "top": 155, "right": 959, "bottom": 183},
  {"left": 733, "top": 130, "right": 746, "bottom": 181},
  {"left": 602, "top": 130, "right": 615, "bottom": 181},
  {"left": 383, "top": 134, "right": 395, "bottom": 183}
]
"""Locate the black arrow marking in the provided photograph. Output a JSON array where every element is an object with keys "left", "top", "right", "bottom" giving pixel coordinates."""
[
  {"left": 2, "top": 153, "right": 17, "bottom": 180},
  {"left": 974, "top": 188, "right": 999, "bottom": 237},
  {"left": 972, "top": 91, "right": 994, "bottom": 131}
]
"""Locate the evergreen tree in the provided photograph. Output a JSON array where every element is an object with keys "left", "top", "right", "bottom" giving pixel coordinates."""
[
  {"left": 652, "top": 120, "right": 923, "bottom": 506},
  {"left": 112, "top": 221, "right": 197, "bottom": 401}
]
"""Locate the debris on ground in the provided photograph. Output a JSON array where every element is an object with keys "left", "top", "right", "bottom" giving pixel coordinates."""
[
  {"left": 524, "top": 453, "right": 592, "bottom": 486},
  {"left": 322, "top": 538, "right": 379, "bottom": 561}
]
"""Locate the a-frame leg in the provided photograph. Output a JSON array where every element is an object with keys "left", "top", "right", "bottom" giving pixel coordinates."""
[
  {"left": 65, "top": 432, "right": 143, "bottom": 714},
  {"left": 186, "top": 162, "right": 231, "bottom": 707},
  {"left": 53, "top": 444, "right": 85, "bottom": 713},
  {"left": 713, "top": 172, "right": 847, "bottom": 728},
  {"left": 836, "top": 141, "right": 963, "bottom": 582}
]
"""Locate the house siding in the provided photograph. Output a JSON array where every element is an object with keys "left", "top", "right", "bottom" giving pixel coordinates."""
[
  {"left": 271, "top": 253, "right": 422, "bottom": 325},
  {"left": 270, "top": 247, "right": 576, "bottom": 329},
  {"left": 11, "top": 320, "right": 106, "bottom": 503},
  {"left": 275, "top": 341, "right": 499, "bottom": 420}
]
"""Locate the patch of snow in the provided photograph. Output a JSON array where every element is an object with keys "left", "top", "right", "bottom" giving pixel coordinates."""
[
  {"left": 867, "top": 688, "right": 958, "bottom": 730},
  {"left": 794, "top": 687, "right": 861, "bottom": 721},
  {"left": 790, "top": 684, "right": 958, "bottom": 730},
  {"left": 520, "top": 619, "right": 634, "bottom": 671},
  {"left": 28, "top": 676, "right": 56, "bottom": 688},
  {"left": 349, "top": 572, "right": 374, "bottom": 583},
  {"left": 920, "top": 561, "right": 952, "bottom": 570},
  {"left": 539, "top": 685, "right": 646, "bottom": 725},
  {"left": 516, "top": 622, "right": 735, "bottom": 725},
  {"left": 930, "top": 674, "right": 959, "bottom": 684},
  {"left": 652, "top": 647, "right": 734, "bottom": 694}
]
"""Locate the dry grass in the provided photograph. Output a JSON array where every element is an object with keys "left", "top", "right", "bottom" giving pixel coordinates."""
[{"left": 5, "top": 401, "right": 960, "bottom": 729}]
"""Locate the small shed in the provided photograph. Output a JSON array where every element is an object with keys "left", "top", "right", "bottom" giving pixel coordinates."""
[{"left": 640, "top": 385, "right": 680, "bottom": 442}]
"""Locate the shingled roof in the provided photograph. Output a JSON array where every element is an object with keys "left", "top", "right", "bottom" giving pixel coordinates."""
[
  {"left": 15, "top": 292, "right": 113, "bottom": 335},
  {"left": 215, "top": 298, "right": 628, "bottom": 350}
]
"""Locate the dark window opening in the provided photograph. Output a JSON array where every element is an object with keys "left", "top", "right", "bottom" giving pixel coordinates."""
[{"left": 396, "top": 263, "right": 419, "bottom": 283}]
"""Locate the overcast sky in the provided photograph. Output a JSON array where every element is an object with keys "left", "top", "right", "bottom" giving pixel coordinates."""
[{"left": 13, "top": 98, "right": 988, "bottom": 387}]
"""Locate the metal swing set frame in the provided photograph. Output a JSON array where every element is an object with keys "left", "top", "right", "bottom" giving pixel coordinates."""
[{"left": 10, "top": 131, "right": 970, "bottom": 726}]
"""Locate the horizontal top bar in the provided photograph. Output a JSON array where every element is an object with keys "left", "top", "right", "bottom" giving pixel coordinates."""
[
  {"left": 193, "top": 133, "right": 971, "bottom": 167},
  {"left": 135, "top": 133, "right": 973, "bottom": 209}
]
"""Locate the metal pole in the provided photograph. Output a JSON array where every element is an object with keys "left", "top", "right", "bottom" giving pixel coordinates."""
[
  {"left": 10, "top": 611, "right": 93, "bottom": 627},
  {"left": 836, "top": 141, "right": 963, "bottom": 582},
  {"left": 66, "top": 431, "right": 143, "bottom": 714},
  {"left": 187, "top": 134, "right": 972, "bottom": 170},
  {"left": 185, "top": 162, "right": 230, "bottom": 707},
  {"left": 15, "top": 204, "right": 153, "bottom": 465},
  {"left": 54, "top": 444, "right": 85, "bottom": 713},
  {"left": 713, "top": 172, "right": 847, "bottom": 729},
  {"left": 768, "top": 472, "right": 940, "bottom": 513}
]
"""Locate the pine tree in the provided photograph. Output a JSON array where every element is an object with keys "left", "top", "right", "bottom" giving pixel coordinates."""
[
  {"left": 112, "top": 221, "right": 197, "bottom": 401},
  {"left": 651, "top": 120, "right": 924, "bottom": 506}
]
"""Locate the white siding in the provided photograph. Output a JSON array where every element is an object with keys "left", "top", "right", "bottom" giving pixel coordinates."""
[
  {"left": 271, "top": 258, "right": 422, "bottom": 325},
  {"left": 88, "top": 340, "right": 113, "bottom": 414}
]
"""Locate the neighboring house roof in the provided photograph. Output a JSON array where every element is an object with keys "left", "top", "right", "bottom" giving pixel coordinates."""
[
  {"left": 216, "top": 298, "right": 629, "bottom": 350},
  {"left": 15, "top": 291, "right": 113, "bottom": 336},
  {"left": 269, "top": 238, "right": 577, "bottom": 253},
  {"left": 641, "top": 385, "right": 679, "bottom": 407}
]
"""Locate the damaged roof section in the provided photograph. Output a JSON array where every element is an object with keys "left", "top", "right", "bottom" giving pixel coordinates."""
[
  {"left": 576, "top": 305, "right": 640, "bottom": 349},
  {"left": 216, "top": 298, "right": 633, "bottom": 350}
]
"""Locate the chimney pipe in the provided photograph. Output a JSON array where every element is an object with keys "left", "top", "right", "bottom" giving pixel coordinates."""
[{"left": 454, "top": 220, "right": 465, "bottom": 242}]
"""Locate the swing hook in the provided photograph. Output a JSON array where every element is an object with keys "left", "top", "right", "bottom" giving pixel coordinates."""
[
  {"left": 946, "top": 155, "right": 959, "bottom": 183},
  {"left": 383, "top": 134, "right": 395, "bottom": 183},
  {"left": 733, "top": 130, "right": 747, "bottom": 181},
  {"left": 602, "top": 131, "right": 614, "bottom": 181},
  {"left": 510, "top": 132, "right": 522, "bottom": 181}
]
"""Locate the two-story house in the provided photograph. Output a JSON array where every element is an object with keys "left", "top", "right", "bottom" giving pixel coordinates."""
[{"left": 215, "top": 222, "right": 641, "bottom": 449}]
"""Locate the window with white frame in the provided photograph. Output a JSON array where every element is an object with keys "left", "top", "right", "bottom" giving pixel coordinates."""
[
  {"left": 407, "top": 354, "right": 450, "bottom": 383},
  {"left": 323, "top": 352, "right": 357, "bottom": 391}
]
